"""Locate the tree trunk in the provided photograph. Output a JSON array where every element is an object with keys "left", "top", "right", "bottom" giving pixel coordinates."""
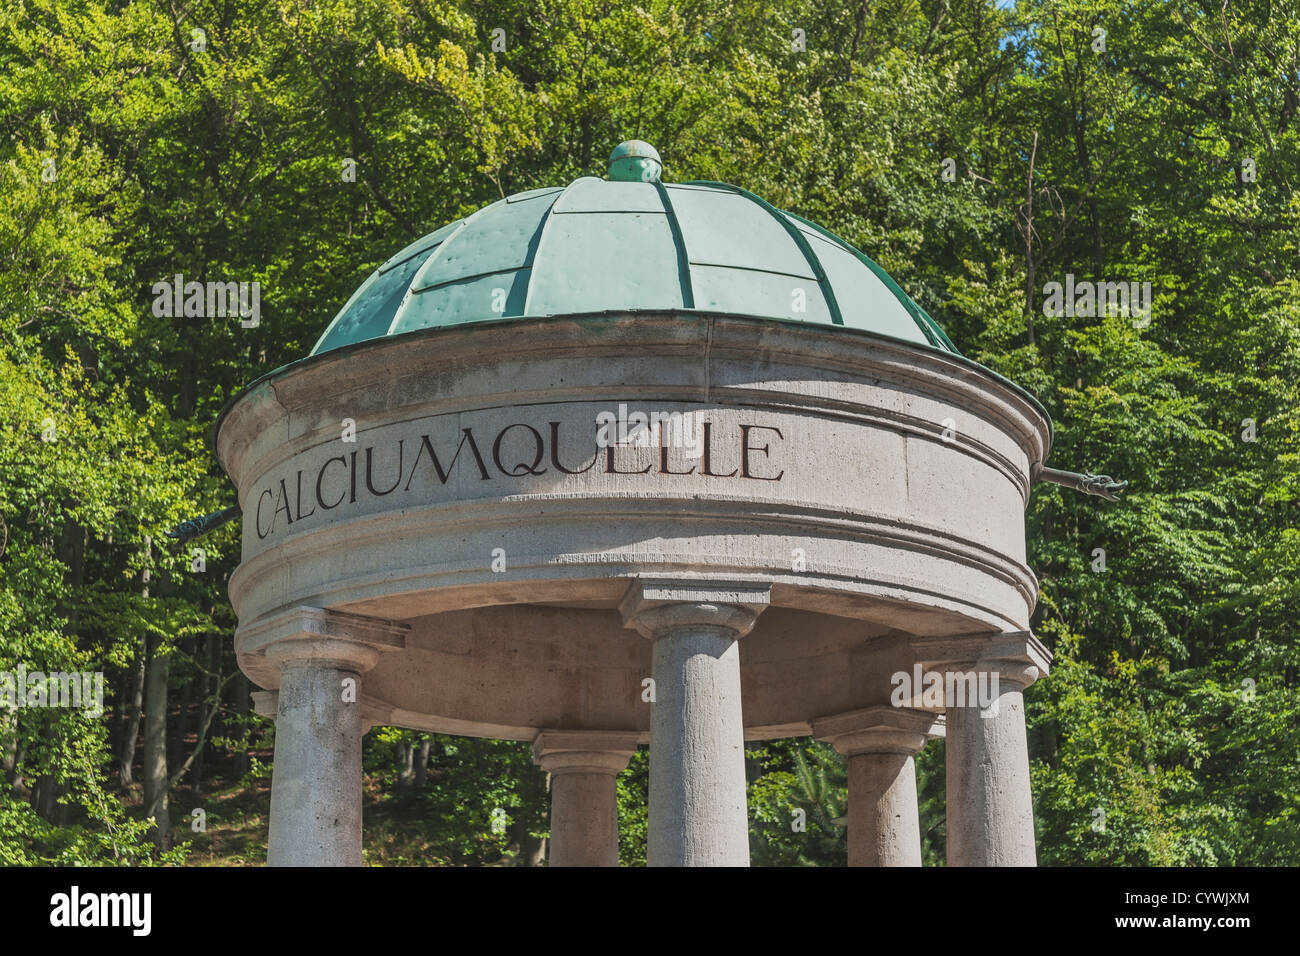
[
  {"left": 34, "top": 518, "right": 87, "bottom": 823},
  {"left": 57, "top": 519, "right": 85, "bottom": 631},
  {"left": 143, "top": 633, "right": 171, "bottom": 851},
  {"left": 1020, "top": 131, "right": 1039, "bottom": 344},
  {"left": 413, "top": 735, "right": 431, "bottom": 788},
  {"left": 120, "top": 540, "right": 151, "bottom": 789},
  {"left": 109, "top": 670, "right": 125, "bottom": 768},
  {"left": 0, "top": 711, "right": 16, "bottom": 785},
  {"left": 396, "top": 738, "right": 414, "bottom": 787},
  {"left": 511, "top": 818, "right": 546, "bottom": 867},
  {"left": 232, "top": 671, "right": 250, "bottom": 778},
  {"left": 4, "top": 708, "right": 27, "bottom": 797},
  {"left": 192, "top": 633, "right": 217, "bottom": 795},
  {"left": 32, "top": 724, "right": 60, "bottom": 821},
  {"left": 510, "top": 760, "right": 549, "bottom": 866},
  {"left": 118, "top": 643, "right": 145, "bottom": 788},
  {"left": 171, "top": 637, "right": 194, "bottom": 777},
  {"left": 32, "top": 776, "right": 56, "bottom": 819},
  {"left": 7, "top": 742, "right": 29, "bottom": 798}
]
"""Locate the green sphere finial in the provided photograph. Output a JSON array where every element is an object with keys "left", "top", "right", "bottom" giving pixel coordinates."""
[{"left": 608, "top": 140, "right": 662, "bottom": 182}]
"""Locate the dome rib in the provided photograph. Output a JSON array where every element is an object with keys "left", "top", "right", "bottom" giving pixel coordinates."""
[
  {"left": 779, "top": 209, "right": 960, "bottom": 353},
  {"left": 521, "top": 178, "right": 582, "bottom": 316},
  {"left": 653, "top": 180, "right": 695, "bottom": 309},
  {"left": 684, "top": 180, "right": 844, "bottom": 327},
  {"left": 388, "top": 207, "right": 481, "bottom": 335},
  {"left": 310, "top": 261, "right": 382, "bottom": 354},
  {"left": 308, "top": 166, "right": 967, "bottom": 358}
]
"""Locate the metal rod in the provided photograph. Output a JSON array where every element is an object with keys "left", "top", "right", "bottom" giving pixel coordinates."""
[{"left": 1034, "top": 466, "right": 1128, "bottom": 500}]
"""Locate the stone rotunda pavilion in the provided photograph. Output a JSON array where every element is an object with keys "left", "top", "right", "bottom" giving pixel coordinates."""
[{"left": 206, "top": 140, "right": 1118, "bottom": 867}]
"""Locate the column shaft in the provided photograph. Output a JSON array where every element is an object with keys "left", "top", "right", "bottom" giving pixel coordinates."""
[
  {"left": 813, "top": 707, "right": 938, "bottom": 868},
  {"left": 268, "top": 661, "right": 364, "bottom": 866},
  {"left": 550, "top": 770, "right": 620, "bottom": 867},
  {"left": 534, "top": 732, "right": 637, "bottom": 867},
  {"left": 648, "top": 627, "right": 748, "bottom": 867},
  {"left": 945, "top": 683, "right": 1036, "bottom": 866},
  {"left": 847, "top": 751, "right": 921, "bottom": 867}
]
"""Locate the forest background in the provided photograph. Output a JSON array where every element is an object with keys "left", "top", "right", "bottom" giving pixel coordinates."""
[{"left": 1, "top": 0, "right": 1297, "bottom": 865}]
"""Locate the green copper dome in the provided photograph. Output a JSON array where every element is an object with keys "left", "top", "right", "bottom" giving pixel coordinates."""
[{"left": 311, "top": 143, "right": 959, "bottom": 357}]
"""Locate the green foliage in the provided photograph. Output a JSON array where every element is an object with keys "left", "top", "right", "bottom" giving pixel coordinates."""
[
  {"left": 748, "top": 741, "right": 846, "bottom": 866},
  {"left": 616, "top": 747, "right": 648, "bottom": 866},
  {"left": 1, "top": 0, "right": 1296, "bottom": 864},
  {"left": 366, "top": 734, "right": 547, "bottom": 866}
]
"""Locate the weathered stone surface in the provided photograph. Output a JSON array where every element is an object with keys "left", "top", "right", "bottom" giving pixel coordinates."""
[
  {"left": 266, "top": 657, "right": 364, "bottom": 867},
  {"left": 251, "top": 607, "right": 405, "bottom": 867},
  {"left": 621, "top": 580, "right": 767, "bottom": 867},
  {"left": 912, "top": 632, "right": 1050, "bottom": 867},
  {"left": 813, "top": 706, "right": 943, "bottom": 867},
  {"left": 533, "top": 730, "right": 638, "bottom": 867},
  {"left": 219, "top": 315, "right": 1050, "bottom": 740},
  {"left": 215, "top": 314, "right": 1054, "bottom": 867}
]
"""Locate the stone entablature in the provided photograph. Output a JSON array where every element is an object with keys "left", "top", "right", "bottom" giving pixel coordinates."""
[{"left": 219, "top": 313, "right": 1049, "bottom": 650}]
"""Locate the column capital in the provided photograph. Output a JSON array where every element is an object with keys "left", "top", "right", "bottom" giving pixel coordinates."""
[
  {"left": 238, "top": 606, "right": 408, "bottom": 674},
  {"left": 619, "top": 578, "right": 770, "bottom": 640},
  {"left": 251, "top": 689, "right": 278, "bottom": 719},
  {"left": 911, "top": 630, "right": 1052, "bottom": 690},
  {"left": 813, "top": 706, "right": 944, "bottom": 756},
  {"left": 532, "top": 730, "right": 640, "bottom": 775}
]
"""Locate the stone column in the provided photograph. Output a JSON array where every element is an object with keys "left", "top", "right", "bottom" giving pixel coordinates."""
[
  {"left": 621, "top": 579, "right": 769, "bottom": 867},
  {"left": 243, "top": 607, "right": 406, "bottom": 867},
  {"left": 914, "top": 632, "right": 1051, "bottom": 867},
  {"left": 813, "top": 706, "right": 942, "bottom": 867},
  {"left": 533, "top": 730, "right": 639, "bottom": 867}
]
